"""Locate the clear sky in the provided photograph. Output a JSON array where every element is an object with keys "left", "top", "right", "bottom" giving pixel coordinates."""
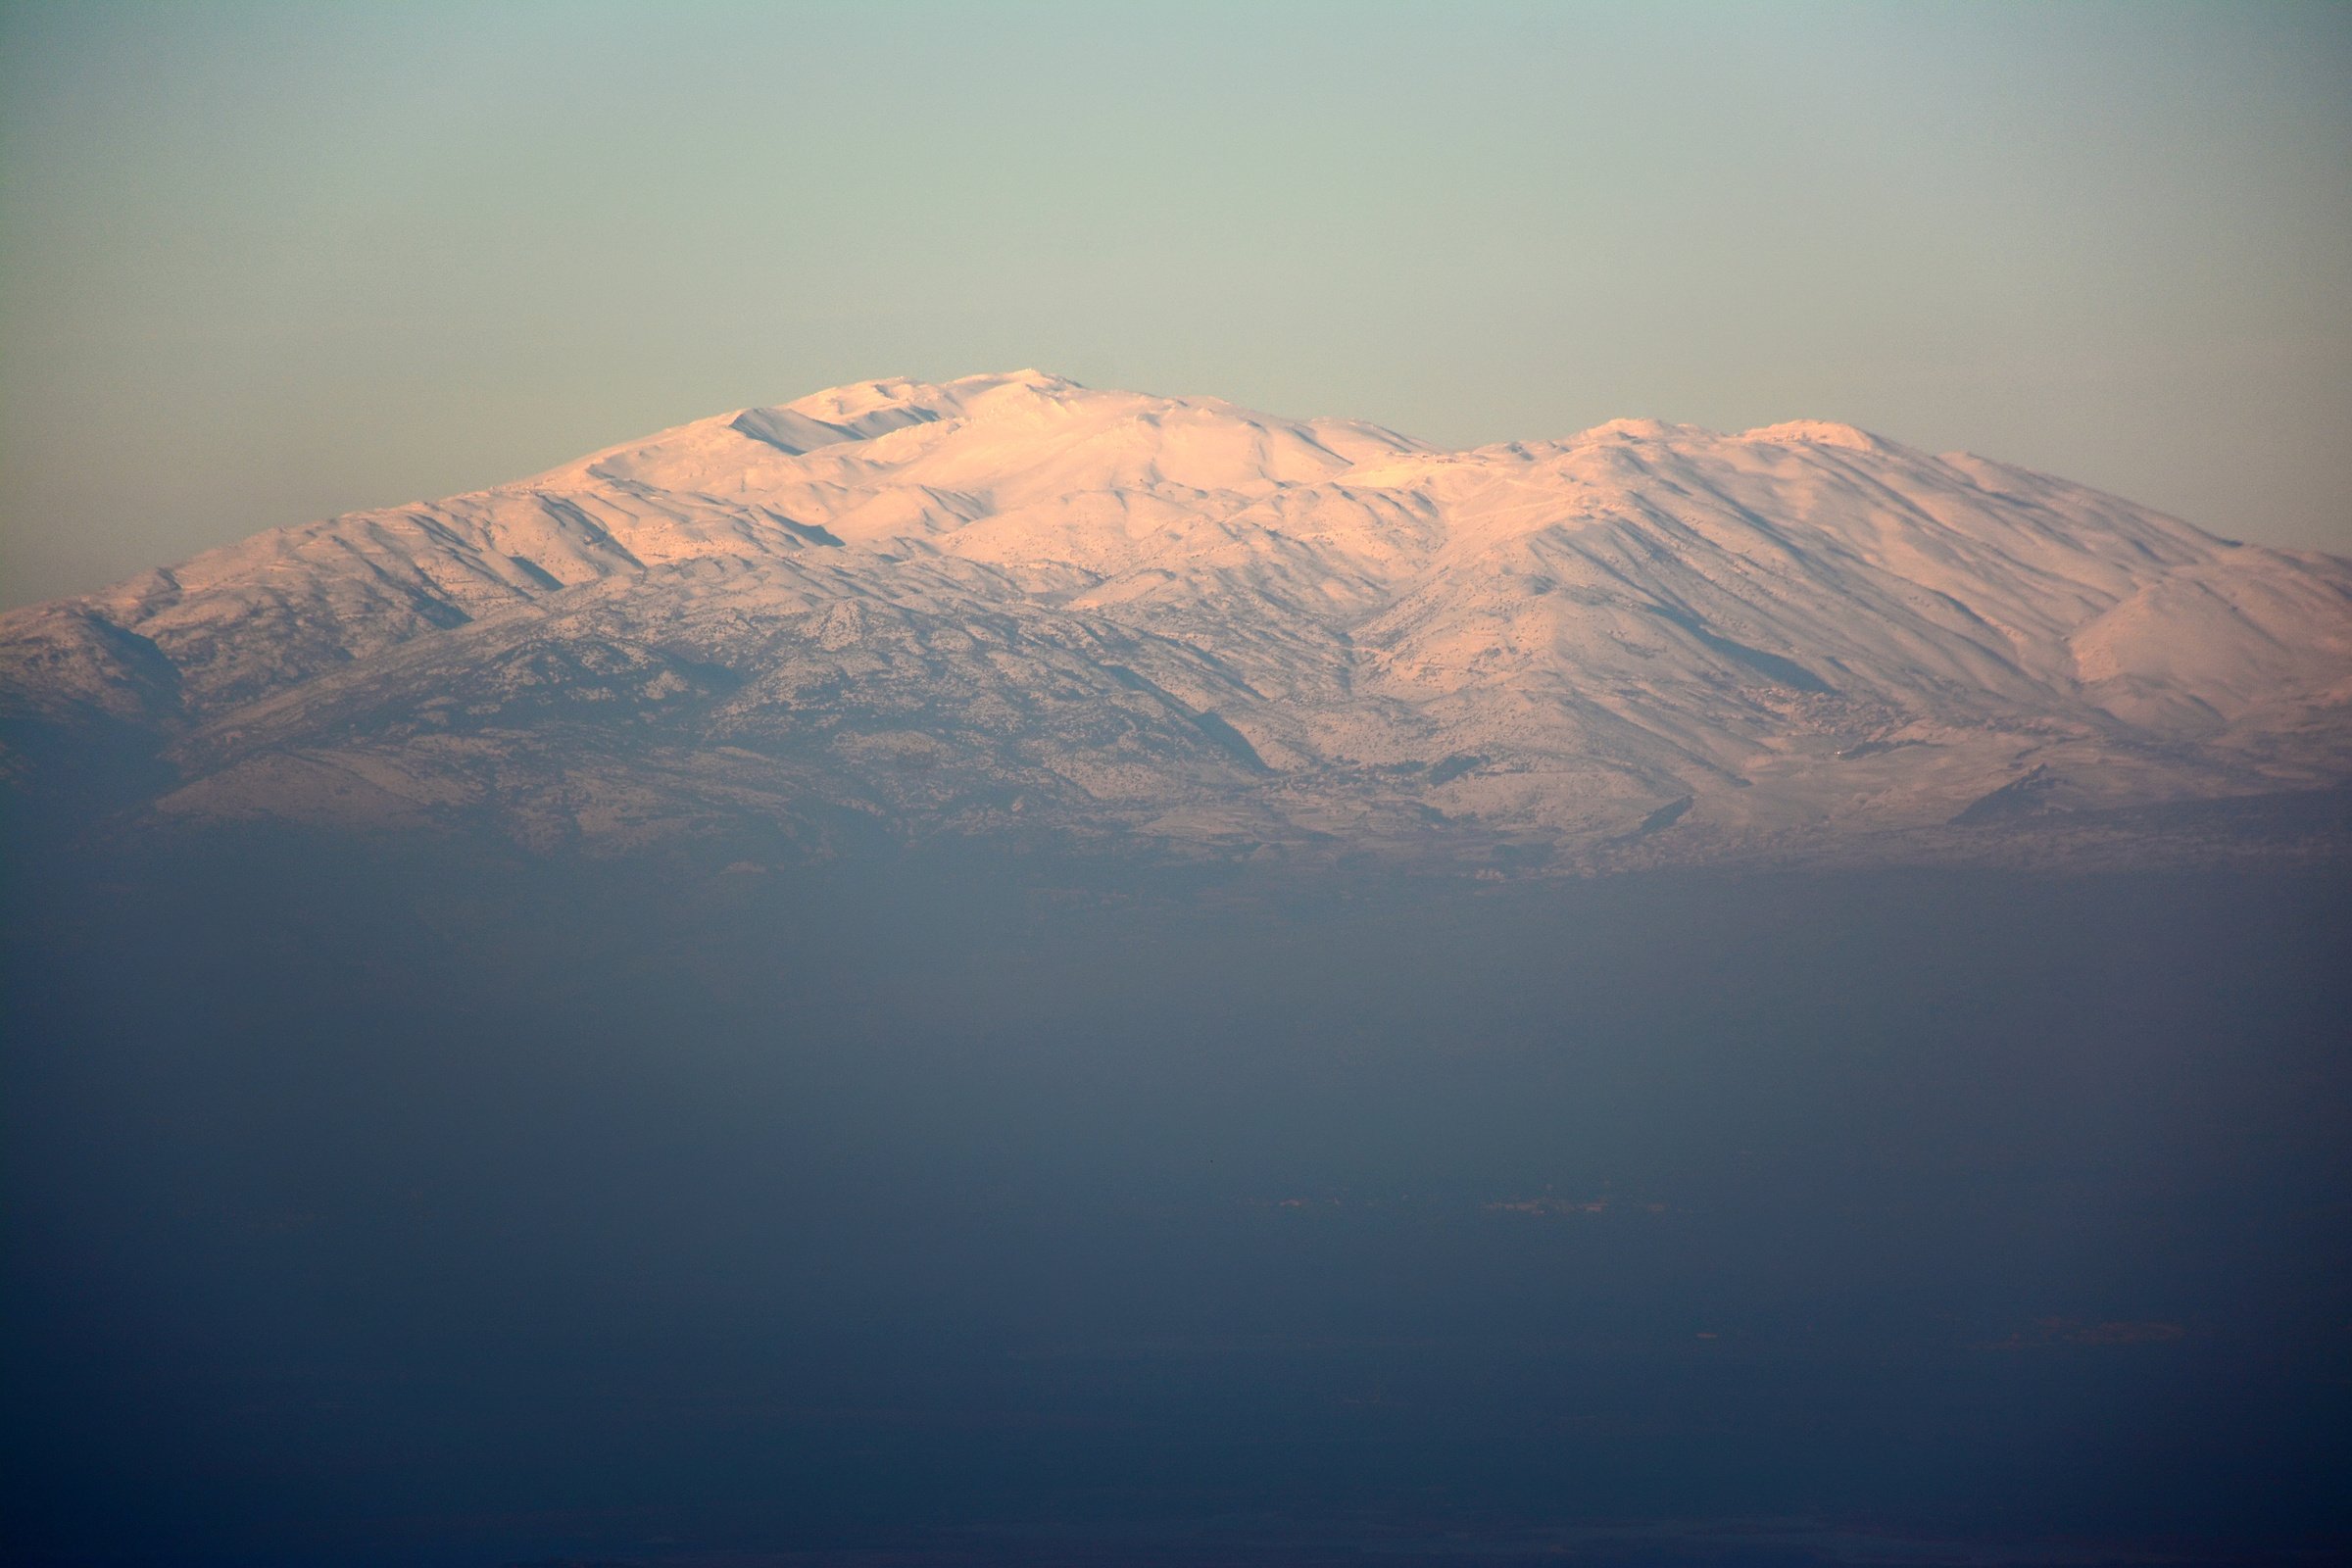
[{"left": 2, "top": 0, "right": 2346, "bottom": 606}]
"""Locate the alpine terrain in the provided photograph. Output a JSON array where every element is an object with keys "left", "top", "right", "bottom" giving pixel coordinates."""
[{"left": 6, "top": 369, "right": 2349, "bottom": 868}]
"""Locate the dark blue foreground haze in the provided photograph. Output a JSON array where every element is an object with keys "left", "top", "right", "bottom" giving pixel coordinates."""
[{"left": 4, "top": 833, "right": 2347, "bottom": 1565}]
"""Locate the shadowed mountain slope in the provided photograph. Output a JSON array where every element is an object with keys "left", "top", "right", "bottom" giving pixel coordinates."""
[{"left": 6, "top": 370, "right": 2348, "bottom": 865}]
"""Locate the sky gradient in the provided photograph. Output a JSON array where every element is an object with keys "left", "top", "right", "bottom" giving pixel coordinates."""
[{"left": 3, "top": 0, "right": 2348, "bottom": 606}]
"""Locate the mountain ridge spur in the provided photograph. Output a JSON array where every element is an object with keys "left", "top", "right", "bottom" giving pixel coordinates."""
[{"left": 6, "top": 369, "right": 2348, "bottom": 869}]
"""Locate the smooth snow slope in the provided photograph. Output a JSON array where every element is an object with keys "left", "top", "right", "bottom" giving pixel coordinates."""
[{"left": 4, "top": 370, "right": 2348, "bottom": 864}]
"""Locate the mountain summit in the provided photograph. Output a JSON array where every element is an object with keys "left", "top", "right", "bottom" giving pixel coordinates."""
[{"left": 6, "top": 371, "right": 2349, "bottom": 866}]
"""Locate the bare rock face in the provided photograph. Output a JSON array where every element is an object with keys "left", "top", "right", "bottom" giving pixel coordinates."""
[{"left": 6, "top": 369, "right": 2349, "bottom": 867}]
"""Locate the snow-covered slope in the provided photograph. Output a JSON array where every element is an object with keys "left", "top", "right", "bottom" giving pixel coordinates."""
[{"left": 6, "top": 370, "right": 2348, "bottom": 864}]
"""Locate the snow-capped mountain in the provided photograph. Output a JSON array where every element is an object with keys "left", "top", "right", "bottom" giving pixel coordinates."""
[{"left": 6, "top": 369, "right": 2348, "bottom": 865}]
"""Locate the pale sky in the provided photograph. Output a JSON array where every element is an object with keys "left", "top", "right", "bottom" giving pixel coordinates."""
[{"left": 3, "top": 0, "right": 2347, "bottom": 606}]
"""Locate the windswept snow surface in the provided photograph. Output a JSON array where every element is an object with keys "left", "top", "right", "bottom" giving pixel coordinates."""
[{"left": 5, "top": 370, "right": 2348, "bottom": 865}]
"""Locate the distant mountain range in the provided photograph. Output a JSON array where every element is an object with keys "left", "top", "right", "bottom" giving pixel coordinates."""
[{"left": 6, "top": 370, "right": 2348, "bottom": 868}]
